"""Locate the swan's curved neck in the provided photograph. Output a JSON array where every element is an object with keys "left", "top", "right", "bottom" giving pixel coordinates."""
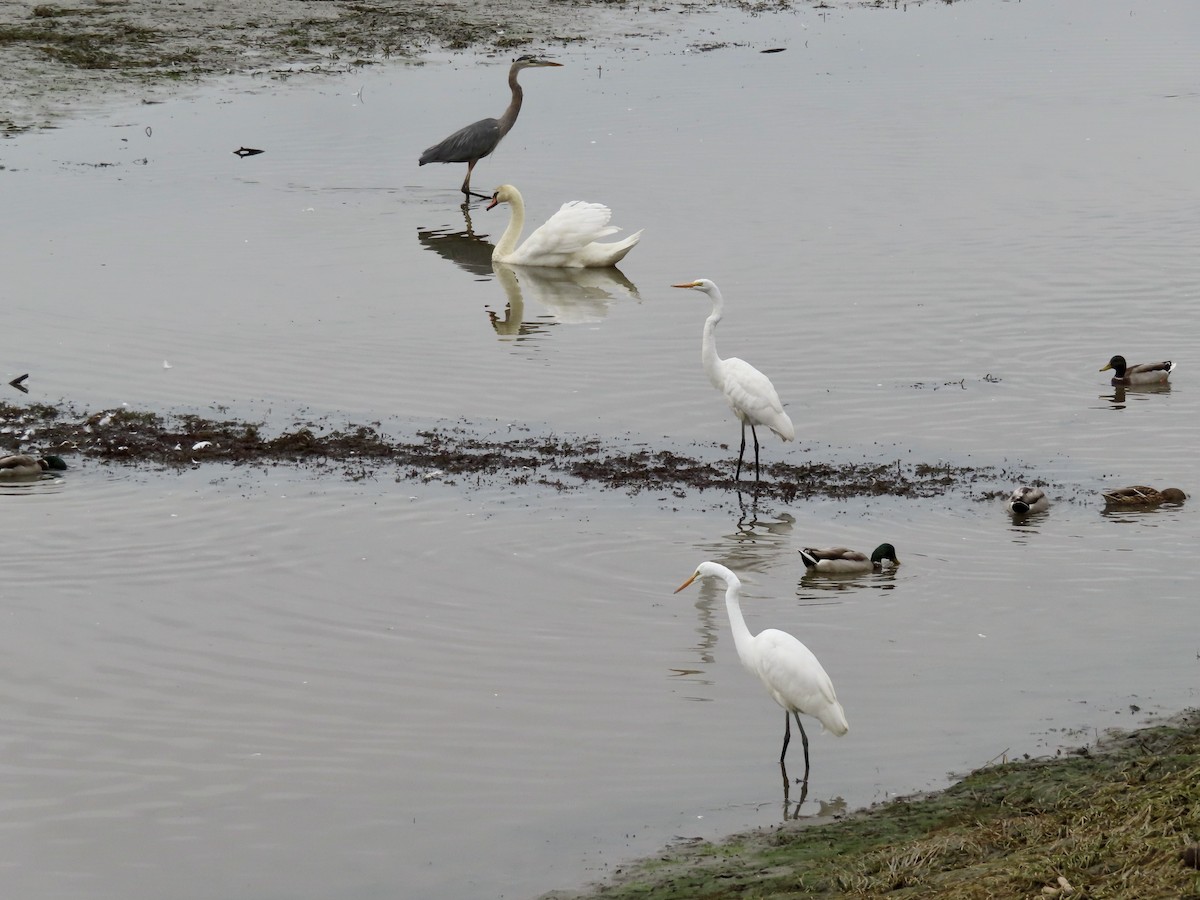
[
  {"left": 494, "top": 192, "right": 526, "bottom": 260},
  {"left": 701, "top": 289, "right": 725, "bottom": 387}
]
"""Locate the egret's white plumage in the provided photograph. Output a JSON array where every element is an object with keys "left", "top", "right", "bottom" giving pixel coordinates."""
[
  {"left": 486, "top": 184, "right": 642, "bottom": 268},
  {"left": 672, "top": 278, "right": 794, "bottom": 482},
  {"left": 675, "top": 561, "right": 847, "bottom": 781}
]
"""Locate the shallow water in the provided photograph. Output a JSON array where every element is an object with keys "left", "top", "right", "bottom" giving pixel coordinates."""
[{"left": 3, "top": 1, "right": 1200, "bottom": 898}]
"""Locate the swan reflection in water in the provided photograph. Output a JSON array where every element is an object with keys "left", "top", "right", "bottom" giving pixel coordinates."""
[
  {"left": 417, "top": 205, "right": 641, "bottom": 340},
  {"left": 488, "top": 263, "right": 640, "bottom": 339}
]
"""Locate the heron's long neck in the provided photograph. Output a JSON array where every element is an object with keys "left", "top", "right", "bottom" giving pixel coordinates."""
[
  {"left": 497, "top": 67, "right": 524, "bottom": 138},
  {"left": 723, "top": 579, "right": 757, "bottom": 671},
  {"left": 494, "top": 193, "right": 526, "bottom": 259},
  {"left": 701, "top": 293, "right": 725, "bottom": 389}
]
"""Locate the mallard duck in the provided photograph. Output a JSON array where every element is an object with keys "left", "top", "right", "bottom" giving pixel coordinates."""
[
  {"left": 799, "top": 543, "right": 900, "bottom": 574},
  {"left": 1101, "top": 485, "right": 1186, "bottom": 507},
  {"left": 1007, "top": 486, "right": 1048, "bottom": 514},
  {"left": 1100, "top": 355, "right": 1175, "bottom": 386},
  {"left": 0, "top": 454, "right": 67, "bottom": 478}
]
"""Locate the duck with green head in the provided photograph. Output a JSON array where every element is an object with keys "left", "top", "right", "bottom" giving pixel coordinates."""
[
  {"left": 1007, "top": 486, "right": 1048, "bottom": 515},
  {"left": 799, "top": 543, "right": 900, "bottom": 575},
  {"left": 1100, "top": 355, "right": 1175, "bottom": 386},
  {"left": 0, "top": 454, "right": 68, "bottom": 478}
]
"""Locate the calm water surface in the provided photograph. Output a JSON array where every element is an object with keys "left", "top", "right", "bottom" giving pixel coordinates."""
[{"left": 3, "top": 1, "right": 1200, "bottom": 897}]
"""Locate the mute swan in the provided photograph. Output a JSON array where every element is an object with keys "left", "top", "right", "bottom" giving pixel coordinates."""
[
  {"left": 419, "top": 56, "right": 562, "bottom": 199},
  {"left": 675, "top": 561, "right": 848, "bottom": 783},
  {"left": 671, "top": 278, "right": 794, "bottom": 482},
  {"left": 486, "top": 184, "right": 642, "bottom": 268}
]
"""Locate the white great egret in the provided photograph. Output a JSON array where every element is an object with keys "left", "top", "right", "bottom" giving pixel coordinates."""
[
  {"left": 1099, "top": 355, "right": 1175, "bottom": 386},
  {"left": 418, "top": 56, "right": 563, "bottom": 200},
  {"left": 0, "top": 454, "right": 67, "bottom": 478},
  {"left": 486, "top": 184, "right": 642, "bottom": 268},
  {"left": 674, "top": 561, "right": 848, "bottom": 782},
  {"left": 1007, "top": 486, "right": 1049, "bottom": 515},
  {"left": 672, "top": 279, "right": 794, "bottom": 482},
  {"left": 799, "top": 543, "right": 901, "bottom": 575}
]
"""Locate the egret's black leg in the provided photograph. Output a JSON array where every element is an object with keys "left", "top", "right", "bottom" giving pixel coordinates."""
[
  {"left": 735, "top": 422, "right": 748, "bottom": 482},
  {"left": 793, "top": 711, "right": 811, "bottom": 783},
  {"left": 751, "top": 424, "right": 762, "bottom": 481},
  {"left": 780, "top": 709, "right": 791, "bottom": 763}
]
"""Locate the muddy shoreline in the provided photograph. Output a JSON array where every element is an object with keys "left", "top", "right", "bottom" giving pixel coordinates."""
[
  {"left": 0, "top": 0, "right": 897, "bottom": 134},
  {"left": 543, "top": 709, "right": 1200, "bottom": 899}
]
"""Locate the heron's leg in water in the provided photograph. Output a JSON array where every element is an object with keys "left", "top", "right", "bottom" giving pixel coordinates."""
[{"left": 461, "top": 159, "right": 491, "bottom": 201}]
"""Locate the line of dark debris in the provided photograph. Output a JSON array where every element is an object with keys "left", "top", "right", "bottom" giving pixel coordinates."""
[{"left": 2, "top": 401, "right": 1016, "bottom": 501}]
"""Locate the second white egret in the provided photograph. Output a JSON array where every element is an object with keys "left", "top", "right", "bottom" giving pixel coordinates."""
[
  {"left": 673, "top": 279, "right": 794, "bottom": 482},
  {"left": 675, "top": 561, "right": 847, "bottom": 782}
]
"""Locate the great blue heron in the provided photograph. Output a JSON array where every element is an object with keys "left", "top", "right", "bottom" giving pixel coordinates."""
[
  {"left": 485, "top": 184, "right": 642, "bottom": 268},
  {"left": 671, "top": 279, "right": 795, "bottom": 483},
  {"left": 419, "top": 55, "right": 563, "bottom": 200}
]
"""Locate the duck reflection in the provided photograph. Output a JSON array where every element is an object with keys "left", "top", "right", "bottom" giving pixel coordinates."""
[
  {"left": 486, "top": 262, "right": 640, "bottom": 338},
  {"left": 1100, "top": 381, "right": 1172, "bottom": 410}
]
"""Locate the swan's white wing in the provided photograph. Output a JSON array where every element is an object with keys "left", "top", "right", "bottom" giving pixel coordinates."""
[
  {"left": 720, "top": 357, "right": 795, "bottom": 440},
  {"left": 509, "top": 201, "right": 618, "bottom": 265}
]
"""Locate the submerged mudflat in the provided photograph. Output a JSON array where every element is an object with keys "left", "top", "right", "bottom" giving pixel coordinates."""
[{"left": 2, "top": 400, "right": 1024, "bottom": 505}]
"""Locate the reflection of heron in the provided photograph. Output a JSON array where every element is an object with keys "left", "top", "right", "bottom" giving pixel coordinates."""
[
  {"left": 1100, "top": 355, "right": 1175, "bottom": 386},
  {"left": 675, "top": 561, "right": 848, "bottom": 784},
  {"left": 487, "top": 263, "right": 641, "bottom": 338},
  {"left": 419, "top": 56, "right": 563, "bottom": 200},
  {"left": 1007, "top": 486, "right": 1048, "bottom": 515},
  {"left": 486, "top": 184, "right": 642, "bottom": 268},
  {"left": 672, "top": 279, "right": 794, "bottom": 483},
  {"left": 417, "top": 206, "right": 495, "bottom": 276}
]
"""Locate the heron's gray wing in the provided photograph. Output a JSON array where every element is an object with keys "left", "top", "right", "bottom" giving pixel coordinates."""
[{"left": 420, "top": 118, "right": 503, "bottom": 164}]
